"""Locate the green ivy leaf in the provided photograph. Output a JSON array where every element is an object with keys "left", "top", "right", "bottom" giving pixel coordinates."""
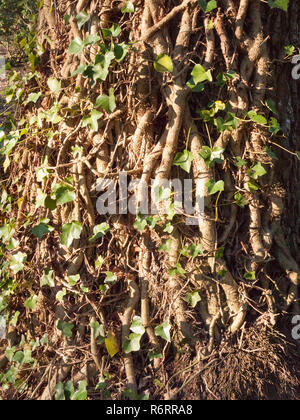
[
  {"left": 68, "top": 37, "right": 85, "bottom": 54},
  {"left": 154, "top": 54, "right": 174, "bottom": 73},
  {"left": 206, "top": 179, "right": 224, "bottom": 195},
  {"left": 244, "top": 271, "right": 256, "bottom": 280},
  {"left": 82, "top": 109, "right": 103, "bottom": 131},
  {"left": 248, "top": 162, "right": 267, "bottom": 179},
  {"left": 95, "top": 88, "right": 116, "bottom": 113},
  {"left": 130, "top": 316, "right": 145, "bottom": 335},
  {"left": 54, "top": 186, "right": 76, "bottom": 205},
  {"left": 47, "top": 78, "right": 61, "bottom": 95},
  {"left": 191, "top": 64, "right": 212, "bottom": 84},
  {"left": 159, "top": 239, "right": 172, "bottom": 253},
  {"left": 57, "top": 320, "right": 74, "bottom": 338},
  {"left": 173, "top": 150, "right": 194, "bottom": 173},
  {"left": 45, "top": 196, "right": 57, "bottom": 211},
  {"left": 184, "top": 291, "right": 201, "bottom": 308},
  {"left": 296, "top": 151, "right": 300, "bottom": 161},
  {"left": 265, "top": 146, "right": 278, "bottom": 160},
  {"left": 198, "top": 0, "right": 217, "bottom": 12},
  {"left": 268, "top": 0, "right": 289, "bottom": 11},
  {"left": 10, "top": 252, "right": 27, "bottom": 274},
  {"left": 89, "top": 223, "right": 110, "bottom": 242},
  {"left": 234, "top": 192, "right": 249, "bottom": 208},
  {"left": 60, "top": 221, "right": 83, "bottom": 247},
  {"left": 234, "top": 156, "right": 247, "bottom": 167},
  {"left": 24, "top": 294, "right": 38, "bottom": 311},
  {"left": 269, "top": 117, "right": 281, "bottom": 134},
  {"left": 121, "top": 1, "right": 135, "bottom": 13},
  {"left": 71, "top": 381, "right": 87, "bottom": 400},
  {"left": 56, "top": 288, "right": 67, "bottom": 303},
  {"left": 148, "top": 351, "right": 163, "bottom": 361},
  {"left": 168, "top": 263, "right": 186, "bottom": 278},
  {"left": 90, "top": 321, "right": 105, "bottom": 340},
  {"left": 155, "top": 323, "right": 171, "bottom": 342},
  {"left": 102, "top": 24, "right": 121, "bottom": 38},
  {"left": 24, "top": 92, "right": 42, "bottom": 105},
  {"left": 41, "top": 269, "right": 55, "bottom": 287},
  {"left": 68, "top": 274, "right": 80, "bottom": 286},
  {"left": 188, "top": 243, "right": 203, "bottom": 257},
  {"left": 55, "top": 382, "right": 65, "bottom": 400},
  {"left": 32, "top": 221, "right": 54, "bottom": 239},
  {"left": 248, "top": 180, "right": 259, "bottom": 192},
  {"left": 104, "top": 272, "right": 118, "bottom": 285},
  {"left": 123, "top": 333, "right": 143, "bottom": 353},
  {"left": 76, "top": 11, "right": 90, "bottom": 29},
  {"left": 247, "top": 111, "right": 267, "bottom": 125}
]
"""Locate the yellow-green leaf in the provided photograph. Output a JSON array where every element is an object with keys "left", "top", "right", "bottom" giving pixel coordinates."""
[
  {"left": 154, "top": 54, "right": 173, "bottom": 73},
  {"left": 105, "top": 332, "right": 119, "bottom": 357}
]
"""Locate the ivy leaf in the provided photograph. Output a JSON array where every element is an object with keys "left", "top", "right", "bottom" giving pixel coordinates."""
[
  {"left": 89, "top": 223, "right": 110, "bottom": 242},
  {"left": 173, "top": 150, "right": 194, "bottom": 173},
  {"left": 188, "top": 243, "right": 203, "bottom": 257},
  {"left": 148, "top": 351, "right": 163, "bottom": 361},
  {"left": 206, "top": 179, "right": 224, "bottom": 195},
  {"left": 68, "top": 37, "right": 85, "bottom": 54},
  {"left": 268, "top": 0, "right": 289, "bottom": 11},
  {"left": 102, "top": 24, "right": 121, "bottom": 38},
  {"left": 82, "top": 109, "right": 103, "bottom": 131},
  {"left": 130, "top": 316, "right": 145, "bottom": 335},
  {"left": 198, "top": 0, "right": 217, "bottom": 13},
  {"left": 54, "top": 382, "right": 65, "bottom": 401},
  {"left": 45, "top": 196, "right": 57, "bottom": 210},
  {"left": 104, "top": 272, "right": 117, "bottom": 285},
  {"left": 184, "top": 291, "right": 201, "bottom": 308},
  {"left": 269, "top": 117, "right": 281, "bottom": 134},
  {"left": 10, "top": 252, "right": 27, "bottom": 274},
  {"left": 54, "top": 185, "right": 76, "bottom": 205},
  {"left": 234, "top": 192, "right": 249, "bottom": 208},
  {"left": 121, "top": 1, "right": 135, "bottom": 13},
  {"left": 168, "top": 263, "right": 186, "bottom": 278},
  {"left": 24, "top": 92, "right": 42, "bottom": 105},
  {"left": 114, "top": 42, "right": 130, "bottom": 62},
  {"left": 47, "top": 78, "right": 61, "bottom": 95},
  {"left": 56, "top": 288, "right": 67, "bottom": 303},
  {"left": 248, "top": 162, "right": 267, "bottom": 179},
  {"left": 71, "top": 381, "right": 87, "bottom": 401},
  {"left": 76, "top": 11, "right": 90, "bottom": 29},
  {"left": 244, "top": 271, "right": 256, "bottom": 280},
  {"left": 32, "top": 221, "right": 54, "bottom": 239},
  {"left": 296, "top": 151, "right": 300, "bottom": 161},
  {"left": 90, "top": 321, "right": 105, "bottom": 340},
  {"left": 60, "top": 221, "right": 83, "bottom": 247},
  {"left": 57, "top": 320, "right": 74, "bottom": 338},
  {"left": 154, "top": 54, "right": 174, "bottom": 73},
  {"left": 105, "top": 332, "right": 119, "bottom": 357},
  {"left": 24, "top": 294, "right": 38, "bottom": 311},
  {"left": 191, "top": 64, "right": 212, "bottom": 84},
  {"left": 234, "top": 156, "right": 247, "bottom": 167},
  {"left": 41, "top": 269, "right": 55, "bottom": 287},
  {"left": 247, "top": 111, "right": 267, "bottom": 125},
  {"left": 123, "top": 333, "right": 142, "bottom": 353},
  {"left": 68, "top": 274, "right": 80, "bottom": 286},
  {"left": 248, "top": 180, "right": 259, "bottom": 192},
  {"left": 155, "top": 323, "right": 171, "bottom": 342},
  {"left": 265, "top": 146, "right": 278, "bottom": 160},
  {"left": 95, "top": 88, "right": 116, "bottom": 113},
  {"left": 159, "top": 239, "right": 172, "bottom": 253}
]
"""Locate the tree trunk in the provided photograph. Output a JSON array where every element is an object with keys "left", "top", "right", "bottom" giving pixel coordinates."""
[{"left": 2, "top": 0, "right": 300, "bottom": 400}]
